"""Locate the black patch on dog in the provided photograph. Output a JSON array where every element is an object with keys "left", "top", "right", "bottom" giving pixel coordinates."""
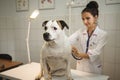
[
  {"left": 42, "top": 21, "right": 48, "bottom": 27},
  {"left": 59, "top": 20, "right": 69, "bottom": 30}
]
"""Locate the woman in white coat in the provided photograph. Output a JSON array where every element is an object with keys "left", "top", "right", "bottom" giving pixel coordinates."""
[{"left": 69, "top": 1, "right": 107, "bottom": 74}]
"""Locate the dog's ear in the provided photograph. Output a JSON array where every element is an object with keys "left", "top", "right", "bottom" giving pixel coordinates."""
[
  {"left": 58, "top": 20, "right": 69, "bottom": 30},
  {"left": 42, "top": 21, "right": 48, "bottom": 27}
]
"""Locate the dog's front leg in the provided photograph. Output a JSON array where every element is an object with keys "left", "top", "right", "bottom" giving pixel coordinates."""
[
  {"left": 35, "top": 68, "right": 43, "bottom": 80},
  {"left": 44, "top": 59, "right": 52, "bottom": 80},
  {"left": 66, "top": 60, "right": 73, "bottom": 80},
  {"left": 35, "top": 59, "right": 44, "bottom": 80}
]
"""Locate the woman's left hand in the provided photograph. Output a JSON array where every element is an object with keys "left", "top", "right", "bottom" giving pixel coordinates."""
[
  {"left": 72, "top": 46, "right": 89, "bottom": 59},
  {"left": 72, "top": 46, "right": 79, "bottom": 57}
]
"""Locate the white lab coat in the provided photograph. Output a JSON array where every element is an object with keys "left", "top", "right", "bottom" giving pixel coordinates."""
[{"left": 69, "top": 26, "right": 107, "bottom": 74}]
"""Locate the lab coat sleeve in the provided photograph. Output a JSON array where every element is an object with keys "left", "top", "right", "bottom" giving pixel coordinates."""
[
  {"left": 68, "top": 30, "right": 80, "bottom": 45},
  {"left": 87, "top": 32, "right": 107, "bottom": 62}
]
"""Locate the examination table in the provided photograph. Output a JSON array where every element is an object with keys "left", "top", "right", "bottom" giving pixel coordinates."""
[{"left": 0, "top": 62, "right": 109, "bottom": 80}]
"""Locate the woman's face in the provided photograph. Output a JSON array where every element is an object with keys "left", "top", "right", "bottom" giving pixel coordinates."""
[{"left": 82, "top": 12, "right": 98, "bottom": 29}]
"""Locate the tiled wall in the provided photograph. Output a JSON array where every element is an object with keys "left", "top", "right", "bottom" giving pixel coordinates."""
[
  {"left": 0, "top": 13, "right": 120, "bottom": 80},
  {"left": 0, "top": 0, "right": 120, "bottom": 80},
  {"left": 0, "top": 16, "right": 15, "bottom": 60},
  {"left": 103, "top": 13, "right": 120, "bottom": 80}
]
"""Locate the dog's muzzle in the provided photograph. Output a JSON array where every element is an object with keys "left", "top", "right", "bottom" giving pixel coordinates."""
[{"left": 43, "top": 32, "right": 51, "bottom": 41}]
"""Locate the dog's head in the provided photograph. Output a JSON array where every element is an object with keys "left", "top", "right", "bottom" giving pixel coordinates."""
[{"left": 42, "top": 20, "right": 69, "bottom": 42}]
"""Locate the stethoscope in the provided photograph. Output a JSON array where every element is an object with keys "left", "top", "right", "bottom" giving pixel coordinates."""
[{"left": 72, "top": 30, "right": 95, "bottom": 60}]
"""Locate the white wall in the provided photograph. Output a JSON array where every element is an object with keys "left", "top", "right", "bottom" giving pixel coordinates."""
[{"left": 0, "top": 0, "right": 120, "bottom": 80}]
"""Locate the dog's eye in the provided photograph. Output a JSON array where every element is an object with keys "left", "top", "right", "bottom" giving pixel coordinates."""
[
  {"left": 44, "top": 26, "right": 47, "bottom": 30},
  {"left": 53, "top": 27, "right": 57, "bottom": 30}
]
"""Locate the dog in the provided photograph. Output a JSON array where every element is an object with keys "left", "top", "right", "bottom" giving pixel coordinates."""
[{"left": 35, "top": 20, "right": 73, "bottom": 80}]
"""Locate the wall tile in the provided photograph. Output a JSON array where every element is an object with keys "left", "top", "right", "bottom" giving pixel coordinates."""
[
  {"left": 115, "top": 47, "right": 120, "bottom": 64},
  {"left": 30, "top": 40, "right": 43, "bottom": 62},
  {"left": 6, "top": 16, "right": 14, "bottom": 29},
  {"left": 0, "top": 17, "right": 7, "bottom": 28},
  {"left": 104, "top": 13, "right": 117, "bottom": 30},
  {"left": 116, "top": 31, "right": 120, "bottom": 47},
  {"left": 15, "top": 50, "right": 28, "bottom": 63},
  {"left": 0, "top": 29, "right": 7, "bottom": 40},
  {"left": 103, "top": 63, "right": 115, "bottom": 80},
  {"left": 99, "top": 13, "right": 105, "bottom": 29},
  {"left": 7, "top": 29, "right": 15, "bottom": 41},
  {"left": 104, "top": 46, "right": 115, "bottom": 63},
  {"left": 14, "top": 29, "right": 26, "bottom": 40},
  {"left": 0, "top": 41, "right": 8, "bottom": 53},
  {"left": 106, "top": 30, "right": 116, "bottom": 47},
  {"left": 116, "top": 13, "right": 120, "bottom": 31},
  {"left": 115, "top": 64, "right": 120, "bottom": 80},
  {"left": 30, "top": 29, "right": 43, "bottom": 41}
]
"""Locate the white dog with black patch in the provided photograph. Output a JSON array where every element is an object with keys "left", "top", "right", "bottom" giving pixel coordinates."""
[{"left": 35, "top": 20, "right": 73, "bottom": 80}]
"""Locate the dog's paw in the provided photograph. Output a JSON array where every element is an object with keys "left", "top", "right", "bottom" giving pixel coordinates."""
[
  {"left": 67, "top": 79, "right": 74, "bottom": 80},
  {"left": 67, "top": 77, "right": 74, "bottom": 80},
  {"left": 35, "top": 74, "right": 42, "bottom": 80},
  {"left": 44, "top": 75, "right": 52, "bottom": 80},
  {"left": 35, "top": 78, "right": 40, "bottom": 80},
  {"left": 35, "top": 76, "right": 40, "bottom": 80}
]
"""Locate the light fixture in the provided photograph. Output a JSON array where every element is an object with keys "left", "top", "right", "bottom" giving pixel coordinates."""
[
  {"left": 26, "top": 10, "right": 39, "bottom": 63},
  {"left": 30, "top": 10, "right": 40, "bottom": 19}
]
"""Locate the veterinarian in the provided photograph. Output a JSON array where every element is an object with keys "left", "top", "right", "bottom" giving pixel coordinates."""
[{"left": 69, "top": 1, "right": 107, "bottom": 74}]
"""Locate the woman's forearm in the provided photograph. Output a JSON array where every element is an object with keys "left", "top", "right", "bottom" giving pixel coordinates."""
[
  {"left": 77, "top": 52, "right": 89, "bottom": 59},
  {"left": 72, "top": 46, "right": 89, "bottom": 59}
]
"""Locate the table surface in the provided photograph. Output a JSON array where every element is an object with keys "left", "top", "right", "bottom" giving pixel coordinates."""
[
  {"left": 0, "top": 59, "right": 23, "bottom": 72},
  {"left": 0, "top": 62, "right": 109, "bottom": 80}
]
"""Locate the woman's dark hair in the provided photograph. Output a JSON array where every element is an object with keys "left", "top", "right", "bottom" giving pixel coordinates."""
[{"left": 82, "top": 1, "right": 99, "bottom": 17}]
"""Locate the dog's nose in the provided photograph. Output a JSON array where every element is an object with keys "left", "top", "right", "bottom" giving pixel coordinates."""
[{"left": 43, "top": 32, "right": 50, "bottom": 41}]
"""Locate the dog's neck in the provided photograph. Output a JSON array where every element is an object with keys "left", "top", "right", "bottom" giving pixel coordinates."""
[
  {"left": 46, "top": 41, "right": 56, "bottom": 47},
  {"left": 46, "top": 32, "right": 67, "bottom": 48}
]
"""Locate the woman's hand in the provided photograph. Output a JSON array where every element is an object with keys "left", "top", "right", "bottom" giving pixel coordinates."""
[
  {"left": 72, "top": 46, "right": 80, "bottom": 57},
  {"left": 72, "top": 46, "right": 89, "bottom": 59}
]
